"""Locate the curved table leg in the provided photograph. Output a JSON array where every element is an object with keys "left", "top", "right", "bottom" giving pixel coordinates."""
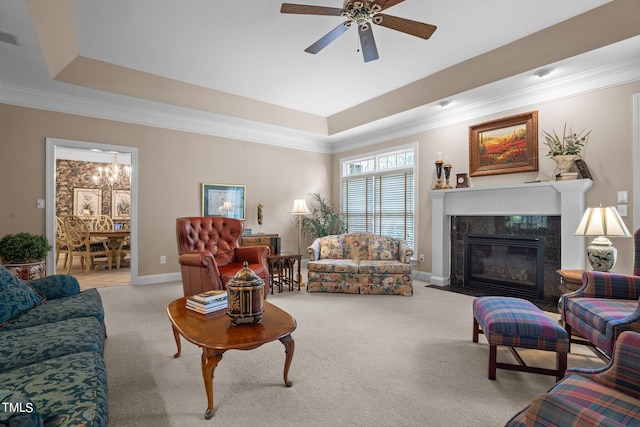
[
  {"left": 171, "top": 325, "right": 182, "bottom": 358},
  {"left": 279, "top": 334, "right": 295, "bottom": 387},
  {"left": 202, "top": 348, "right": 224, "bottom": 419}
]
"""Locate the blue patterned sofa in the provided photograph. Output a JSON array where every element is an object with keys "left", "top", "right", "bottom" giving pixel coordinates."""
[
  {"left": 306, "top": 232, "right": 413, "bottom": 296},
  {"left": 0, "top": 264, "right": 108, "bottom": 427},
  {"left": 505, "top": 331, "right": 640, "bottom": 426}
]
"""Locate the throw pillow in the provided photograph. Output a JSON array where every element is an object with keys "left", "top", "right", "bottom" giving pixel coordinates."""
[
  {"left": 0, "top": 265, "right": 44, "bottom": 325},
  {"left": 320, "top": 236, "right": 343, "bottom": 259},
  {"left": 368, "top": 238, "right": 399, "bottom": 260}
]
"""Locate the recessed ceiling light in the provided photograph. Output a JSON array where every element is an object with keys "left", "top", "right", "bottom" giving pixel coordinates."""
[
  {"left": 0, "top": 30, "right": 18, "bottom": 46},
  {"left": 533, "top": 68, "right": 553, "bottom": 78},
  {"left": 438, "top": 100, "right": 451, "bottom": 108}
]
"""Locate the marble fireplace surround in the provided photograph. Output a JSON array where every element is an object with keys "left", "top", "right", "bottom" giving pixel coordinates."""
[{"left": 428, "top": 179, "right": 593, "bottom": 286}]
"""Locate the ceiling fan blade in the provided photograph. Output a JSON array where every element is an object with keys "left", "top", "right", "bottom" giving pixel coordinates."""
[
  {"left": 375, "top": 14, "right": 437, "bottom": 39},
  {"left": 305, "top": 21, "right": 352, "bottom": 54},
  {"left": 375, "top": 0, "right": 405, "bottom": 11},
  {"left": 280, "top": 3, "right": 343, "bottom": 16},
  {"left": 358, "top": 26, "right": 379, "bottom": 62}
]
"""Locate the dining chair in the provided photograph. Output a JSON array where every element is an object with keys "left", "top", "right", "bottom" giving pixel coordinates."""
[
  {"left": 90, "top": 215, "right": 113, "bottom": 247},
  {"left": 116, "top": 235, "right": 130, "bottom": 269},
  {"left": 91, "top": 215, "right": 114, "bottom": 232},
  {"left": 63, "top": 215, "right": 110, "bottom": 273},
  {"left": 55, "top": 216, "right": 68, "bottom": 269}
]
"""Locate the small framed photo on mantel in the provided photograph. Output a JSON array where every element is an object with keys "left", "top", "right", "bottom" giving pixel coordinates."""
[{"left": 574, "top": 159, "right": 593, "bottom": 180}]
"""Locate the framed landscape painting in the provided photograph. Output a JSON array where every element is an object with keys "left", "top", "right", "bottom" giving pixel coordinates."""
[
  {"left": 469, "top": 111, "right": 538, "bottom": 177},
  {"left": 201, "top": 183, "right": 246, "bottom": 220}
]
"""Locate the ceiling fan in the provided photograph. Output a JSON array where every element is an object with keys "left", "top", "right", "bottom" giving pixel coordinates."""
[{"left": 280, "top": 0, "right": 437, "bottom": 62}]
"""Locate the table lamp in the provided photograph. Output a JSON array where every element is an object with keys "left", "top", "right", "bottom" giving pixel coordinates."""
[
  {"left": 575, "top": 205, "right": 631, "bottom": 271},
  {"left": 290, "top": 198, "right": 311, "bottom": 254}
]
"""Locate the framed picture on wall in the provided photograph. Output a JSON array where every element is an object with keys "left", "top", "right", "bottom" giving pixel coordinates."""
[
  {"left": 201, "top": 183, "right": 246, "bottom": 220},
  {"left": 469, "top": 111, "right": 538, "bottom": 177},
  {"left": 112, "top": 190, "right": 131, "bottom": 219},
  {"left": 73, "top": 188, "right": 102, "bottom": 217}
]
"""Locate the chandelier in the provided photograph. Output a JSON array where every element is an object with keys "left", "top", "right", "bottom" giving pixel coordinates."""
[
  {"left": 92, "top": 153, "right": 131, "bottom": 192},
  {"left": 341, "top": 1, "right": 383, "bottom": 31}
]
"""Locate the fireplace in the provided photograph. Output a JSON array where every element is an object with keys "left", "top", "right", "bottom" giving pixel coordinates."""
[
  {"left": 428, "top": 180, "right": 592, "bottom": 290},
  {"left": 464, "top": 234, "right": 544, "bottom": 300},
  {"left": 451, "top": 215, "right": 560, "bottom": 298}
]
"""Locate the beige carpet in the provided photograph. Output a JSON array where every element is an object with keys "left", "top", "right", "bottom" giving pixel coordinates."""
[{"left": 99, "top": 278, "right": 605, "bottom": 427}]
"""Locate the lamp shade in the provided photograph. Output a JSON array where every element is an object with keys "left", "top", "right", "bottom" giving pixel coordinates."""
[
  {"left": 290, "top": 198, "right": 311, "bottom": 215},
  {"left": 575, "top": 206, "right": 631, "bottom": 272},
  {"left": 575, "top": 206, "right": 631, "bottom": 237}
]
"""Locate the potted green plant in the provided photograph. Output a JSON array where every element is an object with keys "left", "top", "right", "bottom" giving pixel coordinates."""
[
  {"left": 542, "top": 124, "right": 591, "bottom": 173},
  {"left": 0, "top": 232, "right": 51, "bottom": 280},
  {"left": 300, "top": 193, "right": 347, "bottom": 241}
]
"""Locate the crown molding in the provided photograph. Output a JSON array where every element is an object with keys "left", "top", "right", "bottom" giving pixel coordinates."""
[
  {"left": 1, "top": 56, "right": 639, "bottom": 155},
  {"left": 0, "top": 82, "right": 333, "bottom": 154},
  {"left": 330, "top": 56, "right": 640, "bottom": 153}
]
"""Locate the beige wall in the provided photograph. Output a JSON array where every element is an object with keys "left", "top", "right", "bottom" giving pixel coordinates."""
[
  {"left": 335, "top": 81, "right": 640, "bottom": 274},
  {"left": 1, "top": 80, "right": 638, "bottom": 281},
  {"left": 0, "top": 104, "right": 332, "bottom": 277}
]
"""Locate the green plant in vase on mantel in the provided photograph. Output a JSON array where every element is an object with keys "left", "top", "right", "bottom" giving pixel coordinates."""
[
  {"left": 0, "top": 232, "right": 51, "bottom": 280},
  {"left": 543, "top": 124, "right": 591, "bottom": 173}
]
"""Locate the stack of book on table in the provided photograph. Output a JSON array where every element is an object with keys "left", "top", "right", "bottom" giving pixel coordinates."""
[{"left": 186, "top": 290, "right": 228, "bottom": 314}]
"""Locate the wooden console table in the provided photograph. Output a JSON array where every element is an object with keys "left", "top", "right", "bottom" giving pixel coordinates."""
[{"left": 241, "top": 233, "right": 279, "bottom": 255}]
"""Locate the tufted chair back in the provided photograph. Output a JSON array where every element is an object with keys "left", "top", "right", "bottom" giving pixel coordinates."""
[
  {"left": 176, "top": 216, "right": 243, "bottom": 267},
  {"left": 176, "top": 217, "right": 270, "bottom": 297}
]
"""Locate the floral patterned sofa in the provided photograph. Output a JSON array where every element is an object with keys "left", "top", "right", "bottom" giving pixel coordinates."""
[
  {"left": 0, "top": 264, "right": 108, "bottom": 427},
  {"left": 306, "top": 232, "right": 414, "bottom": 296}
]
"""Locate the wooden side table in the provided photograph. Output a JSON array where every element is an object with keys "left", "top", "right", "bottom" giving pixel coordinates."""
[
  {"left": 557, "top": 269, "right": 585, "bottom": 323},
  {"left": 557, "top": 270, "right": 584, "bottom": 295},
  {"left": 267, "top": 254, "right": 302, "bottom": 293}
]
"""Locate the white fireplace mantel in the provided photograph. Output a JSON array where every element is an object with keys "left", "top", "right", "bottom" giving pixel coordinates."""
[{"left": 428, "top": 179, "right": 593, "bottom": 286}]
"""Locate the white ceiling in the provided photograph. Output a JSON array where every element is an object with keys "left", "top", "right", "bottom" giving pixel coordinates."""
[{"left": 1, "top": 0, "right": 640, "bottom": 151}]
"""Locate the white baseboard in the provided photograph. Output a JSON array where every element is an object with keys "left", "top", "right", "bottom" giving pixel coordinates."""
[
  {"left": 135, "top": 272, "right": 181, "bottom": 285},
  {"left": 413, "top": 270, "right": 434, "bottom": 284}
]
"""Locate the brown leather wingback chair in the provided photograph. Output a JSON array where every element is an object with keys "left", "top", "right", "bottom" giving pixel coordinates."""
[{"left": 176, "top": 217, "right": 270, "bottom": 297}]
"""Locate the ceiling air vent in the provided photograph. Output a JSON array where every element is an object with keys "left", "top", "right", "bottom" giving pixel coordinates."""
[{"left": 0, "top": 31, "right": 19, "bottom": 46}]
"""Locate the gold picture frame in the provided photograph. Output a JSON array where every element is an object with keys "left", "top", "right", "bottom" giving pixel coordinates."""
[
  {"left": 469, "top": 111, "right": 538, "bottom": 177},
  {"left": 201, "top": 183, "right": 246, "bottom": 220}
]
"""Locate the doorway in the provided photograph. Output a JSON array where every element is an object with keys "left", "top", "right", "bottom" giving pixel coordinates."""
[{"left": 45, "top": 138, "right": 138, "bottom": 286}]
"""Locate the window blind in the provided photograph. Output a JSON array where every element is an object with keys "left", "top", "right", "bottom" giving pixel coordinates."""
[{"left": 341, "top": 171, "right": 414, "bottom": 249}]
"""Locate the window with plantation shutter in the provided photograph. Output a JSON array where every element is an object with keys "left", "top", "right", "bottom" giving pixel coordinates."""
[{"left": 340, "top": 146, "right": 416, "bottom": 252}]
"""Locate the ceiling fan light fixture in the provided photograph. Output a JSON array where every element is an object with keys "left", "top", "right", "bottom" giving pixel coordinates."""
[
  {"left": 342, "top": 0, "right": 382, "bottom": 31},
  {"left": 281, "top": 1, "right": 437, "bottom": 62}
]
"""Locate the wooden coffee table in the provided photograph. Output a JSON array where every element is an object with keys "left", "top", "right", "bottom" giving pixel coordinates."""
[{"left": 166, "top": 298, "right": 296, "bottom": 419}]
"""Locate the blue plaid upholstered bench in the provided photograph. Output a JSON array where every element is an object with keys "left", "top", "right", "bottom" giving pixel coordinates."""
[{"left": 472, "top": 296, "right": 569, "bottom": 381}]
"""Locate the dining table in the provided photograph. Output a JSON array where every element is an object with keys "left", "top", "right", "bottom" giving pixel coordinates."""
[{"left": 89, "top": 229, "right": 130, "bottom": 269}]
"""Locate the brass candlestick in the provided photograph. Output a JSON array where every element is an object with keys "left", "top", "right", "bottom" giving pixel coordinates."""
[
  {"left": 443, "top": 163, "right": 452, "bottom": 189},
  {"left": 434, "top": 160, "right": 444, "bottom": 189}
]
